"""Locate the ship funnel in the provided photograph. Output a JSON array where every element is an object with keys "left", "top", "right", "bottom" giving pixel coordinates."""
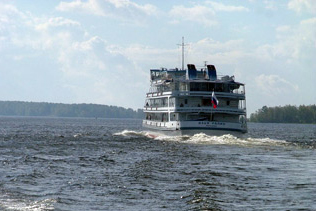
[
  {"left": 207, "top": 65, "right": 217, "bottom": 81},
  {"left": 187, "top": 64, "right": 197, "bottom": 79}
]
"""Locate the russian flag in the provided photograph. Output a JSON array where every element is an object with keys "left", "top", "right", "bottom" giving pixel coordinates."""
[{"left": 212, "top": 91, "right": 219, "bottom": 108}]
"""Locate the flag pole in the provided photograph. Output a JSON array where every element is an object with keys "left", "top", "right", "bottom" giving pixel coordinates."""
[{"left": 211, "top": 89, "right": 213, "bottom": 122}]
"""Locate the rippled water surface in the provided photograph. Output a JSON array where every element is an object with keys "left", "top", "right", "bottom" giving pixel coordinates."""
[{"left": 0, "top": 117, "right": 315, "bottom": 210}]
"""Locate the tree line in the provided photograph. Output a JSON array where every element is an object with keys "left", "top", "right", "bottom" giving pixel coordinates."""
[
  {"left": 0, "top": 101, "right": 143, "bottom": 119},
  {"left": 250, "top": 105, "right": 316, "bottom": 123}
]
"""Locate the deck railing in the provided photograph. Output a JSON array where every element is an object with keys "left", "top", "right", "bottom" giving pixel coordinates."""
[
  {"left": 146, "top": 91, "right": 245, "bottom": 99},
  {"left": 143, "top": 106, "right": 246, "bottom": 114}
]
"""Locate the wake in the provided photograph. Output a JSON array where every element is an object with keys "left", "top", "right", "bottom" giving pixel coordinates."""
[
  {"left": 113, "top": 130, "right": 289, "bottom": 147},
  {"left": 113, "top": 130, "right": 152, "bottom": 138},
  {"left": 0, "top": 195, "right": 56, "bottom": 211}
]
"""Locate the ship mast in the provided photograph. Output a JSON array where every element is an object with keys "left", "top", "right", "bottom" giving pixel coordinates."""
[{"left": 178, "top": 37, "right": 188, "bottom": 70}]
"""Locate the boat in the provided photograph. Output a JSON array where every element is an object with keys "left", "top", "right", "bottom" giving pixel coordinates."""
[{"left": 142, "top": 40, "right": 247, "bottom": 137}]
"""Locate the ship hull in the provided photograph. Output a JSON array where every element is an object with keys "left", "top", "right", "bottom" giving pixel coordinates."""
[{"left": 142, "top": 121, "right": 246, "bottom": 138}]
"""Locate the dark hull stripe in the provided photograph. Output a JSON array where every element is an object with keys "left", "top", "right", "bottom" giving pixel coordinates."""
[
  {"left": 143, "top": 125, "right": 246, "bottom": 133},
  {"left": 180, "top": 127, "right": 245, "bottom": 133}
]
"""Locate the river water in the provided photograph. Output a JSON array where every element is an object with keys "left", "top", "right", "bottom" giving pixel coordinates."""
[{"left": 0, "top": 117, "right": 315, "bottom": 210}]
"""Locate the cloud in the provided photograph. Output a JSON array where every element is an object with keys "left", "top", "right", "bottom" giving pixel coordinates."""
[
  {"left": 169, "top": 5, "right": 217, "bottom": 26},
  {"left": 56, "top": 0, "right": 158, "bottom": 24},
  {"left": 187, "top": 38, "right": 248, "bottom": 65},
  {"left": 110, "top": 44, "right": 180, "bottom": 71},
  {"left": 255, "top": 74, "right": 298, "bottom": 96},
  {"left": 0, "top": 3, "right": 25, "bottom": 38},
  {"left": 205, "top": 1, "right": 249, "bottom": 12},
  {"left": 0, "top": 3, "right": 23, "bottom": 21},
  {"left": 113, "top": 38, "right": 248, "bottom": 74},
  {"left": 288, "top": 0, "right": 316, "bottom": 14},
  {"left": 0, "top": 3, "right": 146, "bottom": 108},
  {"left": 56, "top": 0, "right": 102, "bottom": 14},
  {"left": 169, "top": 2, "right": 249, "bottom": 26},
  {"left": 35, "top": 17, "right": 80, "bottom": 31},
  {"left": 254, "top": 17, "right": 316, "bottom": 64},
  {"left": 55, "top": 36, "right": 147, "bottom": 107},
  {"left": 263, "top": 0, "right": 278, "bottom": 11}
]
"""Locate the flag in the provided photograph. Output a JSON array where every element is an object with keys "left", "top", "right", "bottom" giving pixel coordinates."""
[{"left": 211, "top": 91, "right": 219, "bottom": 108}]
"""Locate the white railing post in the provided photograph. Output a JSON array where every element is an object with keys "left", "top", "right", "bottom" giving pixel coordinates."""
[{"left": 168, "top": 96, "right": 170, "bottom": 121}]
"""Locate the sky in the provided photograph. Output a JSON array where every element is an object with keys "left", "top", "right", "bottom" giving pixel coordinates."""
[{"left": 0, "top": 0, "right": 315, "bottom": 115}]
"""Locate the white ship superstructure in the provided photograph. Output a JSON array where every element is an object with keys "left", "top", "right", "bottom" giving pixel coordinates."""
[{"left": 142, "top": 63, "right": 247, "bottom": 136}]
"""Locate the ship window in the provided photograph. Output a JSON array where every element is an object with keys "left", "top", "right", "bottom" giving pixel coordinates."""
[
  {"left": 223, "top": 84, "right": 230, "bottom": 92},
  {"left": 215, "top": 84, "right": 223, "bottom": 92},
  {"left": 184, "top": 99, "right": 188, "bottom": 104},
  {"left": 170, "top": 113, "right": 177, "bottom": 121},
  {"left": 227, "top": 101, "right": 230, "bottom": 106},
  {"left": 202, "top": 99, "right": 211, "bottom": 106},
  {"left": 180, "top": 82, "right": 188, "bottom": 91},
  {"left": 169, "top": 97, "right": 175, "bottom": 107},
  {"left": 201, "top": 83, "right": 207, "bottom": 91},
  {"left": 208, "top": 83, "right": 215, "bottom": 91}
]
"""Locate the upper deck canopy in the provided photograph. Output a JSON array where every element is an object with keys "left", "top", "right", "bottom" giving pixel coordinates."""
[{"left": 150, "top": 64, "right": 244, "bottom": 85}]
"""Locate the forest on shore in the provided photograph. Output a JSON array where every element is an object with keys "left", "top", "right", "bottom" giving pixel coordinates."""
[
  {"left": 0, "top": 101, "right": 143, "bottom": 119},
  {"left": 1, "top": 101, "right": 315, "bottom": 123},
  {"left": 250, "top": 105, "right": 316, "bottom": 123}
]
